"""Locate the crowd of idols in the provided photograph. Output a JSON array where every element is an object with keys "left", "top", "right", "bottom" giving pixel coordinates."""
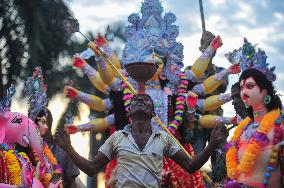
[{"left": 1, "top": 0, "right": 284, "bottom": 187}]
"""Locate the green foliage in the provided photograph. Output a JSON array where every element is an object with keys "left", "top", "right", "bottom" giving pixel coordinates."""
[
  {"left": 0, "top": 0, "right": 126, "bottom": 127},
  {"left": 1, "top": 0, "right": 72, "bottom": 96}
]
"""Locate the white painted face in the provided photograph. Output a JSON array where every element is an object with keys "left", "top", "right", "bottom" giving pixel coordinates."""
[{"left": 240, "top": 77, "right": 267, "bottom": 108}]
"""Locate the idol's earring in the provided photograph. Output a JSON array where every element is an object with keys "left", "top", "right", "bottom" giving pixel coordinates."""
[{"left": 264, "top": 95, "right": 271, "bottom": 104}]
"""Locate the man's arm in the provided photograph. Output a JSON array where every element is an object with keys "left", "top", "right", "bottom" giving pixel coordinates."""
[
  {"left": 171, "top": 142, "right": 217, "bottom": 174},
  {"left": 55, "top": 128, "right": 109, "bottom": 176},
  {"left": 171, "top": 125, "right": 228, "bottom": 174},
  {"left": 65, "top": 176, "right": 76, "bottom": 188},
  {"left": 63, "top": 154, "right": 80, "bottom": 188}
]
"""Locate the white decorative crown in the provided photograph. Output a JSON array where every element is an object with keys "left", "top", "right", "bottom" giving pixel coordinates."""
[{"left": 225, "top": 38, "right": 276, "bottom": 82}]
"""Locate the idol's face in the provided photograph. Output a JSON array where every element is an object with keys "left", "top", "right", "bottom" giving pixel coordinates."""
[
  {"left": 36, "top": 115, "right": 48, "bottom": 136},
  {"left": 240, "top": 77, "right": 267, "bottom": 108}
]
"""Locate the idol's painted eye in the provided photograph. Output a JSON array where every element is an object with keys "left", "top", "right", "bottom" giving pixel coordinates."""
[
  {"left": 245, "top": 82, "right": 255, "bottom": 90},
  {"left": 11, "top": 116, "right": 23, "bottom": 124}
]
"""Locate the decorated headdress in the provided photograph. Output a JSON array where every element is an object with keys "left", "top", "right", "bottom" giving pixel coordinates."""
[
  {"left": 225, "top": 38, "right": 276, "bottom": 82},
  {"left": 24, "top": 67, "right": 48, "bottom": 121},
  {"left": 122, "top": 0, "right": 184, "bottom": 91},
  {"left": 0, "top": 84, "right": 16, "bottom": 115}
]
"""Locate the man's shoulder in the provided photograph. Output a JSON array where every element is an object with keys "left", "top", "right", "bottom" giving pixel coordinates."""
[
  {"left": 156, "top": 129, "right": 173, "bottom": 145},
  {"left": 106, "top": 130, "right": 125, "bottom": 143},
  {"left": 158, "top": 129, "right": 168, "bottom": 137},
  {"left": 112, "top": 130, "right": 124, "bottom": 137}
]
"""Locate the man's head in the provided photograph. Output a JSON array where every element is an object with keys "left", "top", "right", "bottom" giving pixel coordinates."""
[
  {"left": 130, "top": 94, "right": 154, "bottom": 118},
  {"left": 199, "top": 31, "right": 215, "bottom": 52},
  {"left": 231, "top": 82, "right": 247, "bottom": 118}
]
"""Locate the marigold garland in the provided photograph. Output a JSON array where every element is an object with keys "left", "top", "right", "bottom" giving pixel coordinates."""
[
  {"left": 226, "top": 109, "right": 280, "bottom": 179},
  {"left": 35, "top": 142, "right": 63, "bottom": 188},
  {"left": 1, "top": 144, "right": 35, "bottom": 186},
  {"left": 4, "top": 149, "right": 22, "bottom": 185},
  {"left": 43, "top": 143, "right": 57, "bottom": 166},
  {"left": 19, "top": 152, "right": 30, "bottom": 162}
]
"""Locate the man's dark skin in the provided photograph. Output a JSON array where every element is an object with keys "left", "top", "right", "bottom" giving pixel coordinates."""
[
  {"left": 231, "top": 82, "right": 247, "bottom": 119},
  {"left": 55, "top": 94, "right": 228, "bottom": 178},
  {"left": 44, "top": 109, "right": 77, "bottom": 188}
]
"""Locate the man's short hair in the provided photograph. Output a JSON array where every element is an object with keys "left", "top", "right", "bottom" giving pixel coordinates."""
[
  {"left": 45, "top": 108, "right": 53, "bottom": 128},
  {"left": 131, "top": 94, "right": 154, "bottom": 109},
  {"left": 231, "top": 82, "right": 240, "bottom": 90}
]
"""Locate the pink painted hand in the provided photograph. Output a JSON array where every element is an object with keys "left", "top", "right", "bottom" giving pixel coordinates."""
[
  {"left": 186, "top": 91, "right": 198, "bottom": 110},
  {"left": 73, "top": 56, "right": 86, "bottom": 68},
  {"left": 210, "top": 35, "right": 223, "bottom": 50},
  {"left": 64, "top": 86, "right": 79, "bottom": 99},
  {"left": 227, "top": 64, "right": 240, "bottom": 74},
  {"left": 65, "top": 124, "right": 79, "bottom": 134}
]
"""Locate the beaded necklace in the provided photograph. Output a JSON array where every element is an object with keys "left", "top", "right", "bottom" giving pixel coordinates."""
[
  {"left": 262, "top": 115, "right": 283, "bottom": 185},
  {"left": 167, "top": 72, "right": 188, "bottom": 133}
]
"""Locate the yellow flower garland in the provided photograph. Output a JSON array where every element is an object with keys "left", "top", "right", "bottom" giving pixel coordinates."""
[
  {"left": 226, "top": 109, "right": 280, "bottom": 179},
  {"left": 4, "top": 150, "right": 22, "bottom": 185},
  {"left": 1, "top": 144, "right": 62, "bottom": 187}
]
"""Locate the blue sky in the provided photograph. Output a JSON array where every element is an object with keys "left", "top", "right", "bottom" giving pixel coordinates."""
[{"left": 65, "top": 0, "right": 284, "bottom": 116}]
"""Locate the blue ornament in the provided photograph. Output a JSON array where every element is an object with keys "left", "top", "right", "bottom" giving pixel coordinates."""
[
  {"left": 267, "top": 166, "right": 274, "bottom": 172},
  {"left": 263, "top": 178, "right": 269, "bottom": 185},
  {"left": 275, "top": 118, "right": 282, "bottom": 125},
  {"left": 264, "top": 172, "right": 271, "bottom": 178}
]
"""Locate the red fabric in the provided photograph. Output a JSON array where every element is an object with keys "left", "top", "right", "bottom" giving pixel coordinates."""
[
  {"left": 109, "top": 126, "right": 116, "bottom": 136},
  {"left": 105, "top": 159, "right": 117, "bottom": 188},
  {"left": 0, "top": 150, "right": 8, "bottom": 184},
  {"left": 161, "top": 143, "right": 206, "bottom": 188}
]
